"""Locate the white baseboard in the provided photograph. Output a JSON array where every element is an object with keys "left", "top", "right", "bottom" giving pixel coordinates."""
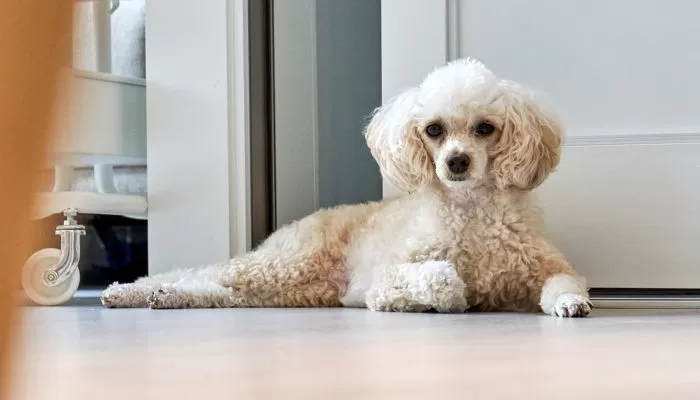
[{"left": 592, "top": 295, "right": 700, "bottom": 309}]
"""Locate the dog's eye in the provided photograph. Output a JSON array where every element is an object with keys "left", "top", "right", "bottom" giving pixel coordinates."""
[
  {"left": 474, "top": 122, "right": 495, "bottom": 136},
  {"left": 426, "top": 123, "right": 444, "bottom": 138}
]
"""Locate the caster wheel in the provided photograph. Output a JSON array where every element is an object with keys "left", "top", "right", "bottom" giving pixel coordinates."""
[{"left": 22, "top": 248, "right": 80, "bottom": 306}]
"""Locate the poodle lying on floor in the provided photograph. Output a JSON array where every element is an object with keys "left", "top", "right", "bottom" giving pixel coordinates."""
[{"left": 102, "top": 58, "right": 591, "bottom": 317}]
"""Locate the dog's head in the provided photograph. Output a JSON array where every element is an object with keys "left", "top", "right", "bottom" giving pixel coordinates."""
[{"left": 364, "top": 59, "right": 562, "bottom": 193}]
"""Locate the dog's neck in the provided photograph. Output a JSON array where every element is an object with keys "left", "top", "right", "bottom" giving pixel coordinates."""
[{"left": 429, "top": 180, "right": 527, "bottom": 210}]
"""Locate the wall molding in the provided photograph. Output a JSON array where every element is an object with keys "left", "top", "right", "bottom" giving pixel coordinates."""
[
  {"left": 310, "top": 0, "right": 320, "bottom": 213},
  {"left": 230, "top": 0, "right": 252, "bottom": 253},
  {"left": 446, "top": 0, "right": 461, "bottom": 61},
  {"left": 272, "top": 0, "right": 319, "bottom": 228},
  {"left": 564, "top": 132, "right": 700, "bottom": 147}
]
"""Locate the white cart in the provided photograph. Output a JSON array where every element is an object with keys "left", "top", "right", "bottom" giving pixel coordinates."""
[{"left": 22, "top": 0, "right": 148, "bottom": 305}]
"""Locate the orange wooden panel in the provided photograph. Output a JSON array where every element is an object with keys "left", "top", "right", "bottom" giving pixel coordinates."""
[{"left": 0, "top": 0, "right": 72, "bottom": 397}]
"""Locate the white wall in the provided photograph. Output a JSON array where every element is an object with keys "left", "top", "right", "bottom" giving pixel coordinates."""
[
  {"left": 381, "top": 0, "right": 700, "bottom": 288},
  {"left": 458, "top": 0, "right": 700, "bottom": 138},
  {"left": 457, "top": 0, "right": 700, "bottom": 288}
]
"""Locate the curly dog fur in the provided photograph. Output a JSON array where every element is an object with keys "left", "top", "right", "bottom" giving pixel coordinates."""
[{"left": 102, "top": 59, "right": 591, "bottom": 317}]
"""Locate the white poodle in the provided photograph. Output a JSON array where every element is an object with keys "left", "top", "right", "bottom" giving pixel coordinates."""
[{"left": 102, "top": 58, "right": 591, "bottom": 317}]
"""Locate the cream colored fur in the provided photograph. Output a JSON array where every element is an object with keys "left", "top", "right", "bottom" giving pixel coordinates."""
[{"left": 102, "top": 58, "right": 591, "bottom": 317}]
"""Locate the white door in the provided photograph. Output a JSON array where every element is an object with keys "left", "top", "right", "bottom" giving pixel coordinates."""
[
  {"left": 382, "top": 0, "right": 700, "bottom": 289},
  {"left": 146, "top": 0, "right": 251, "bottom": 274}
]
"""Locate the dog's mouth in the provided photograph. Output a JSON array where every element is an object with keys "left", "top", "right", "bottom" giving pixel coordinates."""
[{"left": 445, "top": 173, "right": 468, "bottom": 182}]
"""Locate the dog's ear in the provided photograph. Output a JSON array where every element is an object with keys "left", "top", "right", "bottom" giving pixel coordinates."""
[
  {"left": 364, "top": 88, "right": 434, "bottom": 193},
  {"left": 490, "top": 84, "right": 562, "bottom": 191}
]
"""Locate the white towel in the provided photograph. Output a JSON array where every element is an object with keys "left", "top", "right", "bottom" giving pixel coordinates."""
[
  {"left": 73, "top": 0, "right": 145, "bottom": 78},
  {"left": 40, "top": 166, "right": 147, "bottom": 195}
]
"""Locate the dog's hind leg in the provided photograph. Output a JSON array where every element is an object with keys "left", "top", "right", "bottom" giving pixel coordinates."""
[
  {"left": 145, "top": 251, "right": 348, "bottom": 309},
  {"left": 103, "top": 234, "right": 349, "bottom": 309},
  {"left": 101, "top": 251, "right": 345, "bottom": 310},
  {"left": 102, "top": 204, "right": 361, "bottom": 309}
]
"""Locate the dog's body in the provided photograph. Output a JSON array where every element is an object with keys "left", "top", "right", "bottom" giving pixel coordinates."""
[{"left": 102, "top": 59, "right": 591, "bottom": 317}]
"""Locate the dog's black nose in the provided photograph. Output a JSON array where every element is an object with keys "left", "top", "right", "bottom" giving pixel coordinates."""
[{"left": 447, "top": 154, "right": 470, "bottom": 174}]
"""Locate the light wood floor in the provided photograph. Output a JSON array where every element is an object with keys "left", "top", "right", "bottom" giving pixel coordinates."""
[{"left": 10, "top": 297, "right": 700, "bottom": 400}]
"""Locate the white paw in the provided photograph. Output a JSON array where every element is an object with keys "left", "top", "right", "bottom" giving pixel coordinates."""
[
  {"left": 366, "top": 261, "right": 468, "bottom": 313},
  {"left": 553, "top": 293, "right": 592, "bottom": 318},
  {"left": 418, "top": 261, "right": 468, "bottom": 313}
]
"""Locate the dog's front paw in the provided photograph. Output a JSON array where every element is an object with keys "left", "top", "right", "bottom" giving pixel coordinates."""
[
  {"left": 552, "top": 293, "right": 592, "bottom": 318},
  {"left": 366, "top": 261, "right": 468, "bottom": 313},
  {"left": 367, "top": 298, "right": 432, "bottom": 313},
  {"left": 420, "top": 261, "right": 468, "bottom": 313}
]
